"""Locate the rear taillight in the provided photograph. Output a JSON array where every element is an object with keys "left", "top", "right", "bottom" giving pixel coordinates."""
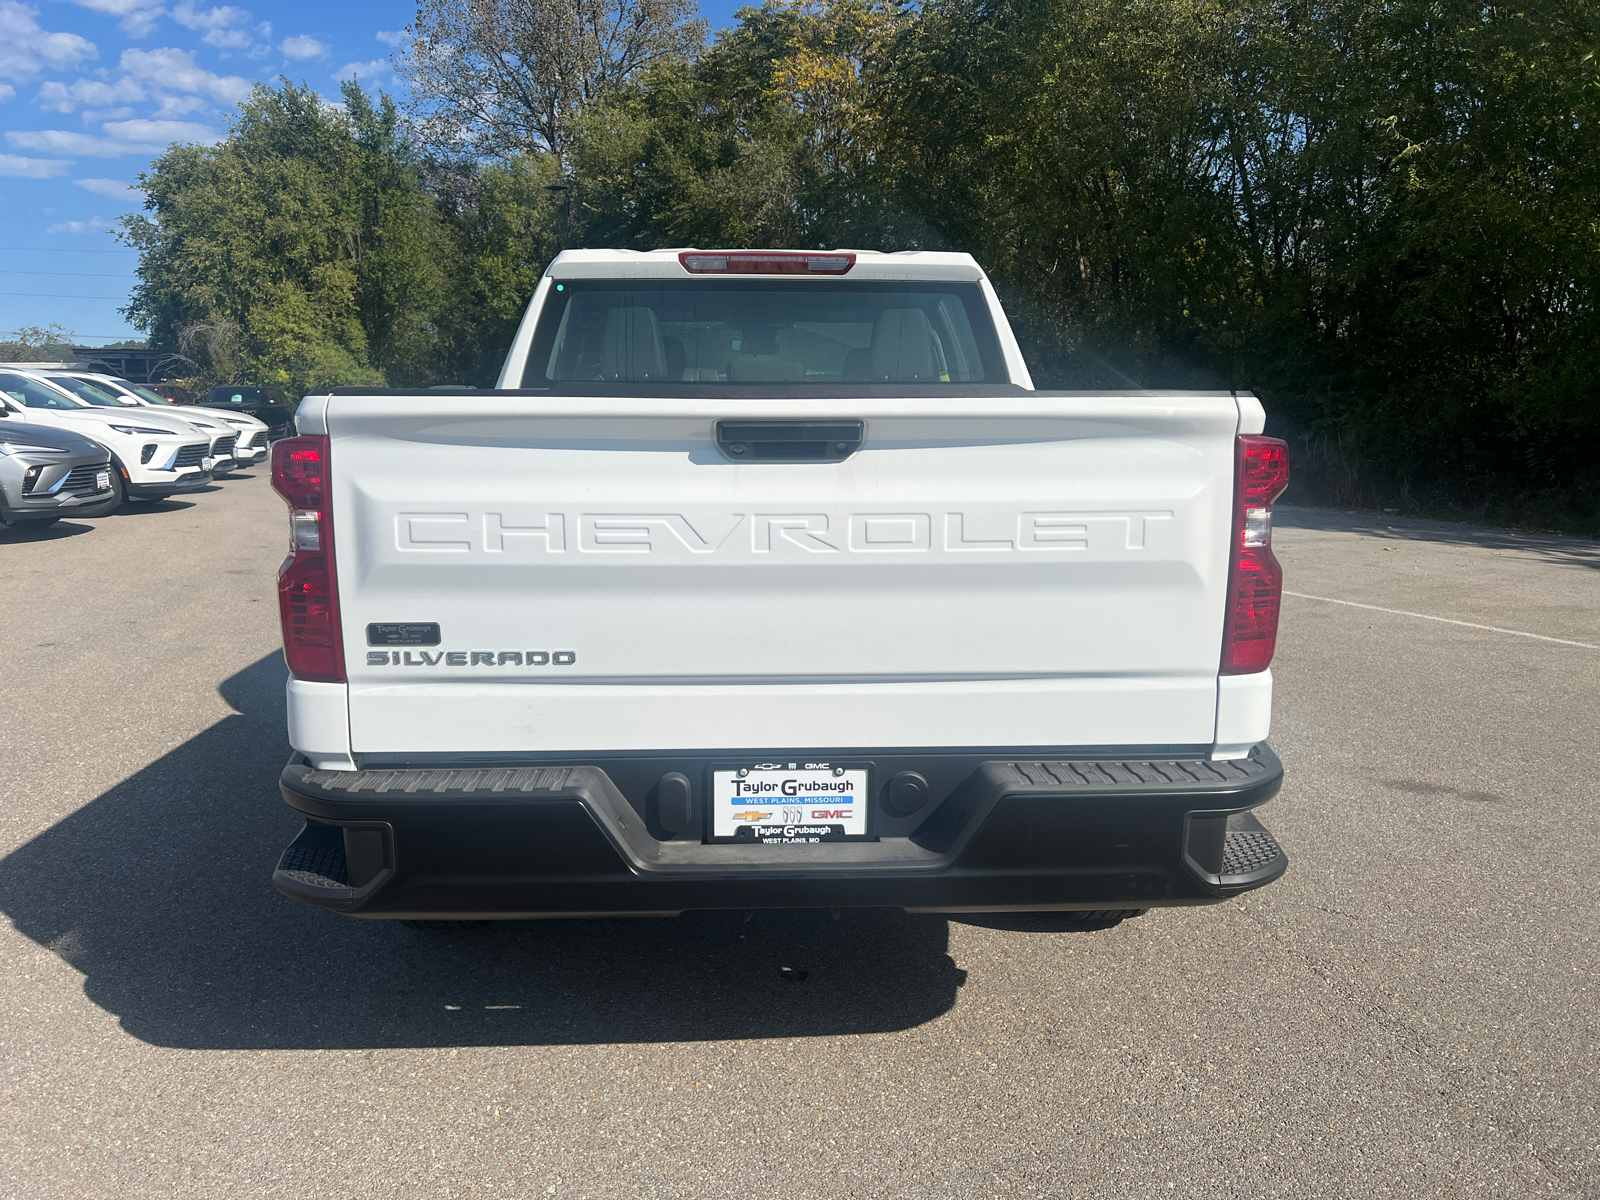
[
  {"left": 1221, "top": 435, "right": 1290, "bottom": 675},
  {"left": 271, "top": 435, "right": 344, "bottom": 682},
  {"left": 678, "top": 251, "right": 855, "bottom": 275}
]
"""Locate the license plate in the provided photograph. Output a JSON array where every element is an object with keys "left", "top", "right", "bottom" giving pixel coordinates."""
[
  {"left": 95, "top": 469, "right": 110, "bottom": 490},
  {"left": 712, "top": 765, "right": 869, "bottom": 842}
]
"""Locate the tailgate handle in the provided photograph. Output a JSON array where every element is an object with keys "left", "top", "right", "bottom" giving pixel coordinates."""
[{"left": 715, "top": 419, "right": 864, "bottom": 463}]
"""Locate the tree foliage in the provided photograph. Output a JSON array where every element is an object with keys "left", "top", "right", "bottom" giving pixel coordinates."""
[
  {"left": 122, "top": 0, "right": 1600, "bottom": 525},
  {"left": 401, "top": 0, "right": 707, "bottom": 164},
  {"left": 871, "top": 0, "right": 1600, "bottom": 510},
  {"left": 122, "top": 80, "right": 568, "bottom": 396},
  {"left": 0, "top": 323, "right": 76, "bottom": 362}
]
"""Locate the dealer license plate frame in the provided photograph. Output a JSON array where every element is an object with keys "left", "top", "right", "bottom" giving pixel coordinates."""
[{"left": 707, "top": 760, "right": 874, "bottom": 844}]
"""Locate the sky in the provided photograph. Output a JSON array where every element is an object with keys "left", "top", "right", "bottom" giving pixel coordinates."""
[{"left": 0, "top": 0, "right": 745, "bottom": 346}]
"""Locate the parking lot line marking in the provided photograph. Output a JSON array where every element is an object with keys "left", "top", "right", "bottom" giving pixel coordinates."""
[{"left": 1283, "top": 591, "right": 1600, "bottom": 650}]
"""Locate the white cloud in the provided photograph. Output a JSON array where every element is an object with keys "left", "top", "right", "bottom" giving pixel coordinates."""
[
  {"left": 120, "top": 47, "right": 252, "bottom": 103},
  {"left": 36, "top": 76, "right": 146, "bottom": 114},
  {"left": 170, "top": 3, "right": 269, "bottom": 52},
  {"left": 0, "top": 84, "right": 15, "bottom": 103},
  {"left": 83, "top": 105, "right": 137, "bottom": 122},
  {"left": 172, "top": 1, "right": 245, "bottom": 31},
  {"left": 280, "top": 34, "right": 328, "bottom": 61},
  {"left": 0, "top": 151, "right": 70, "bottom": 177},
  {"left": 47, "top": 216, "right": 115, "bottom": 233},
  {"left": 102, "top": 116, "right": 220, "bottom": 143},
  {"left": 338, "top": 58, "right": 389, "bottom": 83},
  {"left": 6, "top": 129, "right": 112, "bottom": 155},
  {"left": 1, "top": 1, "right": 98, "bottom": 79},
  {"left": 152, "top": 93, "right": 207, "bottom": 117},
  {"left": 8, "top": 118, "right": 218, "bottom": 156},
  {"left": 68, "top": 0, "right": 164, "bottom": 37},
  {"left": 74, "top": 176, "right": 143, "bottom": 201},
  {"left": 375, "top": 30, "right": 406, "bottom": 47}
]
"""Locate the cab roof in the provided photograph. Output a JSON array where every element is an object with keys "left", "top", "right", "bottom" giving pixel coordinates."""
[{"left": 544, "top": 248, "right": 986, "bottom": 283}]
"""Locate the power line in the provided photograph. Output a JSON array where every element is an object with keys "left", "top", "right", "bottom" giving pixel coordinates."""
[
  {"left": 0, "top": 269, "right": 137, "bottom": 278},
  {"left": 0, "top": 245, "right": 138, "bottom": 254},
  {"left": 0, "top": 332, "right": 146, "bottom": 342},
  {"left": 0, "top": 290, "right": 129, "bottom": 299}
]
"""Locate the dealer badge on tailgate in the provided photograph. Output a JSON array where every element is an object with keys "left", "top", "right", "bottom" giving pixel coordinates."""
[{"left": 712, "top": 765, "right": 870, "bottom": 842}]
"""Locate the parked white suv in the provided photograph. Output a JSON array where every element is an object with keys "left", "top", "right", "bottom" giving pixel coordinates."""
[
  {"left": 0, "top": 371, "right": 212, "bottom": 507},
  {"left": 39, "top": 372, "right": 243, "bottom": 476},
  {"left": 269, "top": 248, "right": 1291, "bottom": 923},
  {"left": 69, "top": 374, "right": 271, "bottom": 469}
]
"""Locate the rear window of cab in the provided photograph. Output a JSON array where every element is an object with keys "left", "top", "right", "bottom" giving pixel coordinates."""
[{"left": 529, "top": 280, "right": 1007, "bottom": 385}]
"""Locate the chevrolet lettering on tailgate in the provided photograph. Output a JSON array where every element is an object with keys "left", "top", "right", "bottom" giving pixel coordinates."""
[{"left": 394, "top": 510, "right": 1175, "bottom": 556}]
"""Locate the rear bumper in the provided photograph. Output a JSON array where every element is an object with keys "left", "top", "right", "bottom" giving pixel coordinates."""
[{"left": 274, "top": 745, "right": 1288, "bottom": 917}]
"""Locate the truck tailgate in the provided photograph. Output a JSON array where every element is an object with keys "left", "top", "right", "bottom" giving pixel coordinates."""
[{"left": 315, "top": 392, "right": 1242, "bottom": 755}]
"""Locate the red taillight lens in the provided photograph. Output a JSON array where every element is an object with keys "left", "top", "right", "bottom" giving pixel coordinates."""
[
  {"left": 678, "top": 251, "right": 856, "bottom": 275},
  {"left": 273, "top": 439, "right": 327, "bottom": 508},
  {"left": 1221, "top": 435, "right": 1290, "bottom": 675},
  {"left": 1237, "top": 436, "right": 1290, "bottom": 504},
  {"left": 271, "top": 435, "right": 344, "bottom": 682}
]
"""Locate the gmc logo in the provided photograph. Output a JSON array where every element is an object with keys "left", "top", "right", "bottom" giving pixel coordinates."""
[
  {"left": 394, "top": 509, "right": 1174, "bottom": 556},
  {"left": 811, "top": 809, "right": 851, "bottom": 819}
]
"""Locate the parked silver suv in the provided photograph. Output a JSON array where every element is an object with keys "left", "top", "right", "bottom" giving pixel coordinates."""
[{"left": 0, "top": 418, "right": 113, "bottom": 531}]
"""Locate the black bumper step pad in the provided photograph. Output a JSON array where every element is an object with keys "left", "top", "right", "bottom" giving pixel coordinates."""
[
  {"left": 1223, "top": 826, "right": 1286, "bottom": 877},
  {"left": 278, "top": 844, "right": 348, "bottom": 890},
  {"left": 1184, "top": 808, "right": 1289, "bottom": 892},
  {"left": 1004, "top": 755, "right": 1272, "bottom": 790},
  {"left": 273, "top": 818, "right": 394, "bottom": 909},
  {"left": 297, "top": 764, "right": 575, "bottom": 797}
]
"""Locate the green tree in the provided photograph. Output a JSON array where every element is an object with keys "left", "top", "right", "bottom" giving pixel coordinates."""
[
  {"left": 401, "top": 0, "right": 707, "bottom": 166},
  {"left": 569, "top": 0, "right": 918, "bottom": 250},
  {"left": 122, "top": 80, "right": 450, "bottom": 396},
  {"left": 113, "top": 0, "right": 1600, "bottom": 525},
  {"left": 0, "top": 323, "right": 77, "bottom": 362},
  {"left": 876, "top": 0, "right": 1600, "bottom": 521},
  {"left": 432, "top": 152, "right": 570, "bottom": 383}
]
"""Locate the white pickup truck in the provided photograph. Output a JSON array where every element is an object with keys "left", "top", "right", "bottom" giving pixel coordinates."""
[{"left": 269, "top": 249, "right": 1290, "bottom": 922}]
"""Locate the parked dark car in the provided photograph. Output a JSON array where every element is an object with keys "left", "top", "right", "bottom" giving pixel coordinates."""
[
  {"left": 198, "top": 385, "right": 294, "bottom": 439},
  {"left": 0, "top": 414, "right": 113, "bottom": 530}
]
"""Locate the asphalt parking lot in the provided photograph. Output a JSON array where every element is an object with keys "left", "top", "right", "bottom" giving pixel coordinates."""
[{"left": 2, "top": 477, "right": 1596, "bottom": 1199}]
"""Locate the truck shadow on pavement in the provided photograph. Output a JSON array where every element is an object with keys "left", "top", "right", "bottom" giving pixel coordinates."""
[{"left": 0, "top": 653, "right": 969, "bottom": 1050}]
